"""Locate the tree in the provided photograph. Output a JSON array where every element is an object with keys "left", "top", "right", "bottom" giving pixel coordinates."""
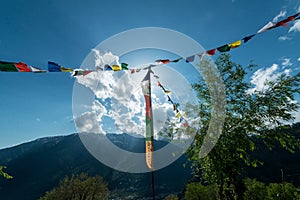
[
  {"left": 39, "top": 173, "right": 109, "bottom": 200},
  {"left": 164, "top": 194, "right": 179, "bottom": 200},
  {"left": 187, "top": 54, "right": 300, "bottom": 199},
  {"left": 243, "top": 178, "right": 267, "bottom": 200},
  {"left": 184, "top": 182, "right": 217, "bottom": 200},
  {"left": 0, "top": 166, "right": 12, "bottom": 180}
]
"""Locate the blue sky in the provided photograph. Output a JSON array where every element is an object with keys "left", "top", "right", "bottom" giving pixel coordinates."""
[{"left": 0, "top": 0, "right": 300, "bottom": 148}]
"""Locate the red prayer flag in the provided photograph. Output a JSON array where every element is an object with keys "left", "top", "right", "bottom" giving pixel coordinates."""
[
  {"left": 15, "top": 62, "right": 31, "bottom": 72},
  {"left": 155, "top": 59, "right": 170, "bottom": 64},
  {"left": 206, "top": 49, "right": 216, "bottom": 56}
]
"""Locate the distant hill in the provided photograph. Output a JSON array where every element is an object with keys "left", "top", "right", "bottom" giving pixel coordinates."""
[
  {"left": 246, "top": 123, "right": 300, "bottom": 186},
  {"left": 0, "top": 123, "right": 299, "bottom": 200},
  {"left": 0, "top": 133, "right": 191, "bottom": 200}
]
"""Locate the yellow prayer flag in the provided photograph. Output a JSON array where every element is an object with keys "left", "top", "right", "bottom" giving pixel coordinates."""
[
  {"left": 112, "top": 65, "right": 121, "bottom": 71},
  {"left": 175, "top": 112, "right": 182, "bottom": 118},
  {"left": 228, "top": 40, "right": 242, "bottom": 49},
  {"left": 60, "top": 67, "right": 73, "bottom": 72},
  {"left": 165, "top": 90, "right": 171, "bottom": 94},
  {"left": 146, "top": 141, "right": 153, "bottom": 169}
]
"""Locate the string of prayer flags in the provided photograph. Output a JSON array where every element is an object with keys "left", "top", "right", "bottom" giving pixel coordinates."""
[
  {"left": 271, "top": 12, "right": 300, "bottom": 29},
  {"left": 1, "top": 11, "right": 300, "bottom": 76},
  {"left": 48, "top": 61, "right": 74, "bottom": 72}
]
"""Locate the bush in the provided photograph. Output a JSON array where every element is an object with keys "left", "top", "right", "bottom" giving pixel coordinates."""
[
  {"left": 184, "top": 182, "right": 217, "bottom": 200},
  {"left": 266, "top": 182, "right": 300, "bottom": 200},
  {"left": 243, "top": 178, "right": 267, "bottom": 200},
  {"left": 39, "top": 173, "right": 109, "bottom": 200},
  {"left": 164, "top": 194, "right": 179, "bottom": 200}
]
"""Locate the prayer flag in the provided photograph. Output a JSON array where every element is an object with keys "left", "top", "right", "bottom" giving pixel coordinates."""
[
  {"left": 175, "top": 112, "right": 181, "bottom": 118},
  {"left": 217, "top": 44, "right": 230, "bottom": 52},
  {"left": 0, "top": 61, "right": 18, "bottom": 72},
  {"left": 15, "top": 62, "right": 31, "bottom": 72},
  {"left": 155, "top": 59, "right": 170, "bottom": 64},
  {"left": 121, "top": 63, "right": 129, "bottom": 70},
  {"left": 198, "top": 53, "right": 204, "bottom": 61},
  {"left": 130, "top": 69, "right": 135, "bottom": 74},
  {"left": 72, "top": 69, "right": 84, "bottom": 76},
  {"left": 165, "top": 90, "right": 171, "bottom": 94},
  {"left": 48, "top": 61, "right": 61, "bottom": 72},
  {"left": 60, "top": 67, "right": 73, "bottom": 72},
  {"left": 183, "top": 121, "right": 189, "bottom": 128},
  {"left": 257, "top": 21, "right": 275, "bottom": 33},
  {"left": 242, "top": 34, "right": 255, "bottom": 43},
  {"left": 30, "top": 66, "right": 47, "bottom": 73},
  {"left": 104, "top": 64, "right": 112, "bottom": 71},
  {"left": 112, "top": 65, "right": 121, "bottom": 71},
  {"left": 141, "top": 69, "right": 154, "bottom": 170},
  {"left": 83, "top": 70, "right": 93, "bottom": 76},
  {"left": 228, "top": 40, "right": 242, "bottom": 49},
  {"left": 186, "top": 55, "right": 195, "bottom": 63},
  {"left": 157, "top": 81, "right": 162, "bottom": 87},
  {"left": 171, "top": 58, "right": 183, "bottom": 62},
  {"left": 206, "top": 49, "right": 216, "bottom": 56}
]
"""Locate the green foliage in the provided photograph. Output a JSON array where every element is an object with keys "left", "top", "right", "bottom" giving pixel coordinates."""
[
  {"left": 184, "top": 182, "right": 218, "bottom": 200},
  {"left": 243, "top": 178, "right": 267, "bottom": 200},
  {"left": 187, "top": 53, "right": 300, "bottom": 199},
  {"left": 164, "top": 194, "right": 179, "bottom": 200},
  {"left": 39, "top": 173, "right": 109, "bottom": 200},
  {"left": 266, "top": 182, "right": 300, "bottom": 200},
  {"left": 0, "top": 166, "right": 12, "bottom": 179}
]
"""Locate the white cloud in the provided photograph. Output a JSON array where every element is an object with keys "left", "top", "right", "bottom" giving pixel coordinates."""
[
  {"left": 248, "top": 64, "right": 290, "bottom": 94},
  {"left": 289, "top": 20, "right": 300, "bottom": 33},
  {"left": 75, "top": 111, "right": 105, "bottom": 134},
  {"left": 282, "top": 58, "right": 293, "bottom": 68},
  {"left": 298, "top": 57, "right": 300, "bottom": 61},
  {"left": 273, "top": 10, "right": 286, "bottom": 22},
  {"left": 278, "top": 36, "right": 292, "bottom": 41},
  {"left": 75, "top": 50, "right": 147, "bottom": 136},
  {"left": 92, "top": 49, "right": 120, "bottom": 69}
]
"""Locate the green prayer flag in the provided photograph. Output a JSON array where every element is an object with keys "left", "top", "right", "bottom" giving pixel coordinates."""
[
  {"left": 0, "top": 61, "right": 18, "bottom": 72},
  {"left": 121, "top": 63, "right": 129, "bottom": 70},
  {"left": 217, "top": 44, "right": 231, "bottom": 52}
]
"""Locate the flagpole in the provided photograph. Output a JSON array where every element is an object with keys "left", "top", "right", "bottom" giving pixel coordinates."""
[{"left": 141, "top": 67, "right": 155, "bottom": 200}]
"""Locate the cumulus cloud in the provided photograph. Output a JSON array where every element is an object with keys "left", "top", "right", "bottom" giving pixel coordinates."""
[
  {"left": 74, "top": 50, "right": 150, "bottom": 136},
  {"left": 75, "top": 111, "right": 104, "bottom": 133},
  {"left": 298, "top": 57, "right": 300, "bottom": 61},
  {"left": 248, "top": 64, "right": 290, "bottom": 94},
  {"left": 273, "top": 10, "right": 287, "bottom": 22}
]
